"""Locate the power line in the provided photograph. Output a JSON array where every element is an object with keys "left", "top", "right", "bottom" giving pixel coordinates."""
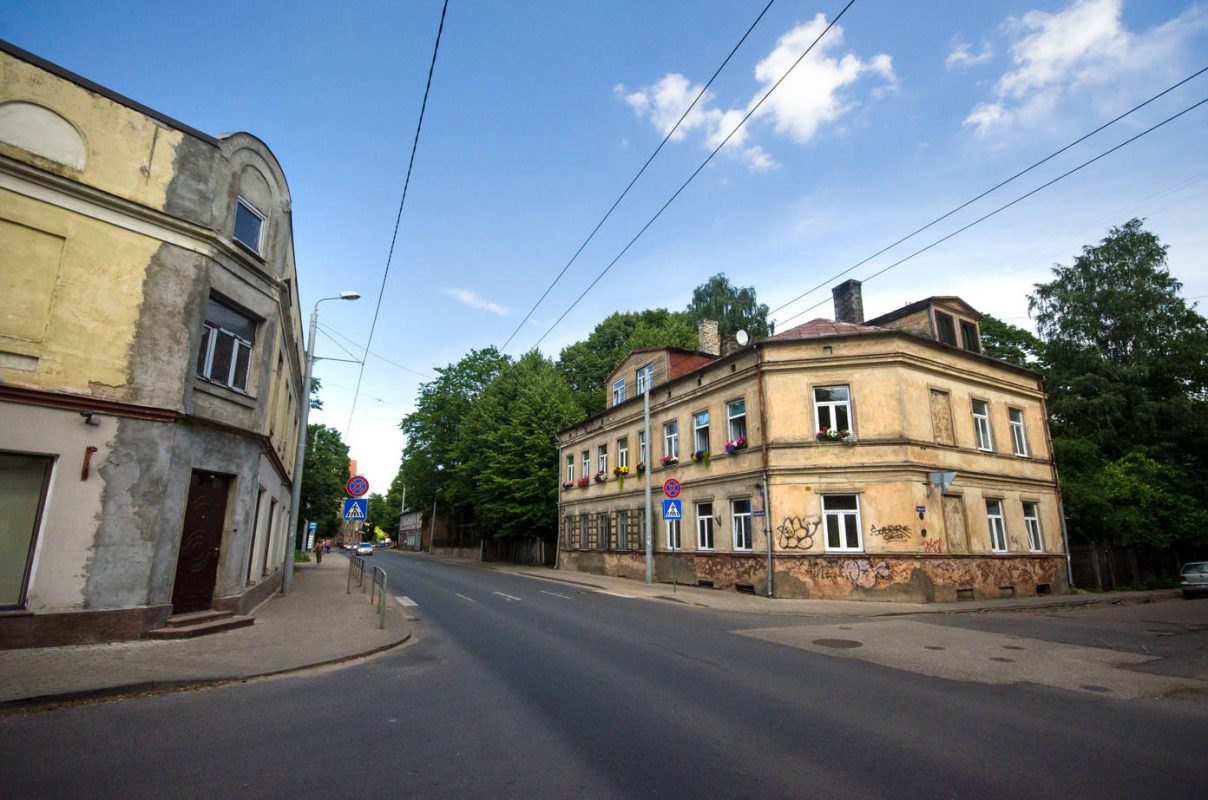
[
  {"left": 318, "top": 322, "right": 434, "bottom": 379},
  {"left": 498, "top": 0, "right": 779, "bottom": 353},
  {"left": 526, "top": 0, "right": 858, "bottom": 352},
  {"left": 773, "top": 95, "right": 1208, "bottom": 329},
  {"left": 768, "top": 65, "right": 1208, "bottom": 319},
  {"left": 345, "top": 0, "right": 450, "bottom": 436}
]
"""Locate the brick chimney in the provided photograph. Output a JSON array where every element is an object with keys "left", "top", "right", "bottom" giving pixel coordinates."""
[
  {"left": 832, "top": 279, "right": 864, "bottom": 324},
  {"left": 697, "top": 319, "right": 720, "bottom": 356}
]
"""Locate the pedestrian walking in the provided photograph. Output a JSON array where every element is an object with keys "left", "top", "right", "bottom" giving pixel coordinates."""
[{"left": 314, "top": 541, "right": 323, "bottom": 564}]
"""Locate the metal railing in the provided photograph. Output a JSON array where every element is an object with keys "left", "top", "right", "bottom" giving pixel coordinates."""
[{"left": 346, "top": 555, "right": 389, "bottom": 629}]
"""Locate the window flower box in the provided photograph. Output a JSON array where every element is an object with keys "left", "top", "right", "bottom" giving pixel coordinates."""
[
  {"left": 612, "top": 465, "right": 629, "bottom": 491},
  {"left": 562, "top": 481, "right": 574, "bottom": 490},
  {"left": 660, "top": 455, "right": 678, "bottom": 466},
  {"left": 690, "top": 450, "right": 710, "bottom": 465},
  {"left": 576, "top": 477, "right": 590, "bottom": 488},
  {"left": 816, "top": 427, "right": 858, "bottom": 445},
  {"left": 636, "top": 462, "right": 646, "bottom": 474},
  {"left": 725, "top": 436, "right": 748, "bottom": 454},
  {"left": 593, "top": 471, "right": 607, "bottom": 484}
]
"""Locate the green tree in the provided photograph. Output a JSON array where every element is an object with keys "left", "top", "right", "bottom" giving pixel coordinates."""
[
  {"left": 557, "top": 309, "right": 695, "bottom": 416},
  {"left": 300, "top": 424, "right": 351, "bottom": 542},
  {"left": 979, "top": 314, "right": 1043, "bottom": 368},
  {"left": 457, "top": 351, "right": 582, "bottom": 539},
  {"left": 686, "top": 273, "right": 771, "bottom": 339}
]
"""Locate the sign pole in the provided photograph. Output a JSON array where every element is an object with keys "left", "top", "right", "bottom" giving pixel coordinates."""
[{"left": 643, "top": 383, "right": 653, "bottom": 585}]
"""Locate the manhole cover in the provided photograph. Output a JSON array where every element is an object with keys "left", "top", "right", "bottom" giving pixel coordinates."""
[
  {"left": 924, "top": 646, "right": 946, "bottom": 651},
  {"left": 1003, "top": 645, "right": 1025, "bottom": 651},
  {"left": 812, "top": 638, "right": 863, "bottom": 649},
  {"left": 990, "top": 657, "right": 1016, "bottom": 663},
  {"left": 1081, "top": 685, "right": 1112, "bottom": 693}
]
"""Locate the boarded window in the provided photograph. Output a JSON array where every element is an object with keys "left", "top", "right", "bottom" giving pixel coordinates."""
[{"left": 929, "top": 389, "right": 954, "bottom": 446}]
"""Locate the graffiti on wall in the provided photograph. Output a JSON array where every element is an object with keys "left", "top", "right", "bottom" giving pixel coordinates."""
[
  {"left": 777, "top": 516, "right": 820, "bottom": 550},
  {"left": 921, "top": 539, "right": 944, "bottom": 553},
  {"left": 870, "top": 523, "right": 911, "bottom": 542}
]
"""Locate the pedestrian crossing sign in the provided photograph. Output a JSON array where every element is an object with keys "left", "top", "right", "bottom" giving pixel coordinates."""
[
  {"left": 342, "top": 498, "right": 367, "bottom": 521},
  {"left": 662, "top": 499, "right": 682, "bottom": 520}
]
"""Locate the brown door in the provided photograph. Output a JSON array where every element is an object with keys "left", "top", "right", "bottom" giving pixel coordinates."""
[
  {"left": 942, "top": 495, "right": 969, "bottom": 553},
  {"left": 172, "top": 470, "right": 230, "bottom": 614}
]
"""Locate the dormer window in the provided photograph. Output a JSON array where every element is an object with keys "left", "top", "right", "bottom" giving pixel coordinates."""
[
  {"left": 960, "top": 320, "right": 980, "bottom": 353},
  {"left": 636, "top": 363, "right": 653, "bottom": 394},
  {"left": 612, "top": 379, "right": 626, "bottom": 406},
  {"left": 935, "top": 312, "right": 957, "bottom": 346},
  {"left": 233, "top": 198, "right": 265, "bottom": 255}
]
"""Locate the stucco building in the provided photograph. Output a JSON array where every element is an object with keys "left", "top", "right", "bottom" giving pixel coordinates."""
[
  {"left": 0, "top": 42, "right": 305, "bottom": 646},
  {"left": 557, "top": 280, "right": 1069, "bottom": 602}
]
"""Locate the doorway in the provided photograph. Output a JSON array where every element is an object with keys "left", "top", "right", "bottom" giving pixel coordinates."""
[{"left": 171, "top": 470, "right": 230, "bottom": 614}]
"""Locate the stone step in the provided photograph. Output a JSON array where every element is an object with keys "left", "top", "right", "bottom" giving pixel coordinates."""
[
  {"left": 145, "top": 614, "right": 254, "bottom": 640},
  {"left": 161, "top": 610, "right": 234, "bottom": 628}
]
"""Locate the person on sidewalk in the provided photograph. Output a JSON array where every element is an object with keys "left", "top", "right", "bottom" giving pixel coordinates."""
[{"left": 314, "top": 541, "right": 323, "bottom": 564}]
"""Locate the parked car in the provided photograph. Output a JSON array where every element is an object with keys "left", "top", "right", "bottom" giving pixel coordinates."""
[
  {"left": 1180, "top": 561, "right": 1208, "bottom": 598},
  {"left": 356, "top": 541, "right": 375, "bottom": 556}
]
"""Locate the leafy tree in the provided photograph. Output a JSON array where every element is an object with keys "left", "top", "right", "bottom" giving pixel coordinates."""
[
  {"left": 686, "top": 273, "right": 771, "bottom": 339},
  {"left": 309, "top": 377, "right": 323, "bottom": 410},
  {"left": 979, "top": 314, "right": 1043, "bottom": 368},
  {"left": 557, "top": 309, "right": 695, "bottom": 416},
  {"left": 457, "top": 351, "right": 582, "bottom": 539},
  {"left": 299, "top": 424, "right": 351, "bottom": 542}
]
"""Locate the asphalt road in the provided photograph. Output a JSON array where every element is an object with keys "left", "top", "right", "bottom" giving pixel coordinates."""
[{"left": 2, "top": 553, "right": 1204, "bottom": 799}]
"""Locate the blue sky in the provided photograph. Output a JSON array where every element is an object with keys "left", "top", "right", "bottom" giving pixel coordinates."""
[{"left": 5, "top": 0, "right": 1207, "bottom": 492}]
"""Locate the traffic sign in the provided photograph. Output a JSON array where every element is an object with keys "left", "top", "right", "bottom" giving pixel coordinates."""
[
  {"left": 342, "top": 498, "right": 367, "bottom": 520},
  {"left": 347, "top": 475, "right": 369, "bottom": 497},
  {"left": 662, "top": 478, "right": 681, "bottom": 499},
  {"left": 308, "top": 521, "right": 318, "bottom": 532},
  {"left": 662, "top": 499, "right": 682, "bottom": 520}
]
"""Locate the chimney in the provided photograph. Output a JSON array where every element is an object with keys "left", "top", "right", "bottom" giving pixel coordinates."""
[
  {"left": 697, "top": 319, "right": 720, "bottom": 356},
  {"left": 832, "top": 279, "right": 864, "bottom": 324}
]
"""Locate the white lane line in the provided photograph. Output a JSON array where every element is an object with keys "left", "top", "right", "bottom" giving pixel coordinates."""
[
  {"left": 456, "top": 593, "right": 477, "bottom": 603},
  {"left": 396, "top": 596, "right": 418, "bottom": 607},
  {"left": 596, "top": 591, "right": 635, "bottom": 598},
  {"left": 493, "top": 591, "right": 523, "bottom": 602},
  {"left": 541, "top": 590, "right": 572, "bottom": 599}
]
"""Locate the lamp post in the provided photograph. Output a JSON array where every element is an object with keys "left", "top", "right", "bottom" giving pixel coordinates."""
[
  {"left": 282, "top": 291, "right": 360, "bottom": 593},
  {"left": 428, "top": 487, "right": 443, "bottom": 555}
]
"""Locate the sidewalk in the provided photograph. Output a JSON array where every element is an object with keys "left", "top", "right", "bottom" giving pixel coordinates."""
[{"left": 0, "top": 552, "right": 411, "bottom": 712}]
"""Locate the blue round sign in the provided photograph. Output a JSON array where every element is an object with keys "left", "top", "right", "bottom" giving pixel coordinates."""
[
  {"left": 663, "top": 478, "right": 681, "bottom": 499},
  {"left": 347, "top": 475, "right": 369, "bottom": 497}
]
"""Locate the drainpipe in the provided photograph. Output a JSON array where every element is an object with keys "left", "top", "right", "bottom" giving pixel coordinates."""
[
  {"left": 756, "top": 343, "right": 774, "bottom": 598},
  {"left": 555, "top": 440, "right": 563, "bottom": 571},
  {"left": 1038, "top": 377, "right": 1073, "bottom": 589}
]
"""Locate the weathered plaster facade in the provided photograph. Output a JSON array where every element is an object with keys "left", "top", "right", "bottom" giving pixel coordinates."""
[
  {"left": 558, "top": 290, "right": 1068, "bottom": 603},
  {"left": 0, "top": 42, "right": 304, "bottom": 646}
]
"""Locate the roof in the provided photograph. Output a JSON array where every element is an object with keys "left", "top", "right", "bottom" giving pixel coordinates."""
[
  {"left": 770, "top": 318, "right": 888, "bottom": 340},
  {"left": 668, "top": 351, "right": 717, "bottom": 379},
  {"left": 865, "top": 296, "right": 983, "bottom": 327}
]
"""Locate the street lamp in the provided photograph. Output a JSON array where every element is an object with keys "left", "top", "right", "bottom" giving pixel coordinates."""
[
  {"left": 282, "top": 291, "right": 360, "bottom": 593},
  {"left": 428, "top": 487, "right": 443, "bottom": 555}
]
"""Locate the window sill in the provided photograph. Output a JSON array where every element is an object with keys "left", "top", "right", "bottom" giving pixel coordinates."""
[{"left": 194, "top": 377, "right": 258, "bottom": 409}]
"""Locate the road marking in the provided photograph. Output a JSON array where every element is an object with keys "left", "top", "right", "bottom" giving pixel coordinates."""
[
  {"left": 541, "top": 590, "right": 572, "bottom": 599},
  {"left": 493, "top": 591, "right": 523, "bottom": 602},
  {"left": 456, "top": 593, "right": 477, "bottom": 603},
  {"left": 396, "top": 596, "right": 418, "bottom": 607},
  {"left": 597, "top": 591, "right": 635, "bottom": 598}
]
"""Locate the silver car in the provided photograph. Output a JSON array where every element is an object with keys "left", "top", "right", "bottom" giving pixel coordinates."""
[
  {"left": 1180, "top": 561, "right": 1208, "bottom": 598},
  {"left": 355, "top": 541, "right": 374, "bottom": 556}
]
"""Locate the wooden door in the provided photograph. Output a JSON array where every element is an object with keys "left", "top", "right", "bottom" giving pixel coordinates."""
[
  {"left": 942, "top": 495, "right": 969, "bottom": 553},
  {"left": 172, "top": 470, "right": 230, "bottom": 614}
]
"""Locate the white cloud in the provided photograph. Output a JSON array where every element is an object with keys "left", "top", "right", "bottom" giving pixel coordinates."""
[
  {"left": 619, "top": 14, "right": 894, "bottom": 171},
  {"left": 441, "top": 288, "right": 508, "bottom": 316},
  {"left": 945, "top": 37, "right": 993, "bottom": 70},
  {"left": 965, "top": 0, "right": 1208, "bottom": 135}
]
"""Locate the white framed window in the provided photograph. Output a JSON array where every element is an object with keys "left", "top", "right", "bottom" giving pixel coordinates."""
[
  {"left": 972, "top": 399, "right": 993, "bottom": 451},
  {"left": 611, "top": 379, "right": 626, "bottom": 406},
  {"left": 1008, "top": 408, "right": 1029, "bottom": 457},
  {"left": 639, "top": 431, "right": 647, "bottom": 464},
  {"left": 813, "top": 386, "right": 852, "bottom": 433},
  {"left": 986, "top": 498, "right": 1008, "bottom": 552},
  {"left": 666, "top": 517, "right": 681, "bottom": 550},
  {"left": 1022, "top": 501, "right": 1043, "bottom": 552},
  {"left": 617, "top": 437, "right": 628, "bottom": 469},
  {"left": 565, "top": 455, "right": 574, "bottom": 483},
  {"left": 693, "top": 411, "right": 710, "bottom": 454},
  {"left": 726, "top": 399, "right": 747, "bottom": 443},
  {"left": 233, "top": 198, "right": 265, "bottom": 255},
  {"left": 663, "top": 420, "right": 679, "bottom": 460},
  {"left": 823, "top": 494, "right": 862, "bottom": 552},
  {"left": 581, "top": 450, "right": 590, "bottom": 479},
  {"left": 732, "top": 498, "right": 752, "bottom": 551},
  {"left": 597, "top": 444, "right": 608, "bottom": 475},
  {"left": 636, "top": 363, "right": 653, "bottom": 394},
  {"left": 696, "top": 502, "right": 714, "bottom": 550},
  {"left": 197, "top": 297, "right": 256, "bottom": 392}
]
